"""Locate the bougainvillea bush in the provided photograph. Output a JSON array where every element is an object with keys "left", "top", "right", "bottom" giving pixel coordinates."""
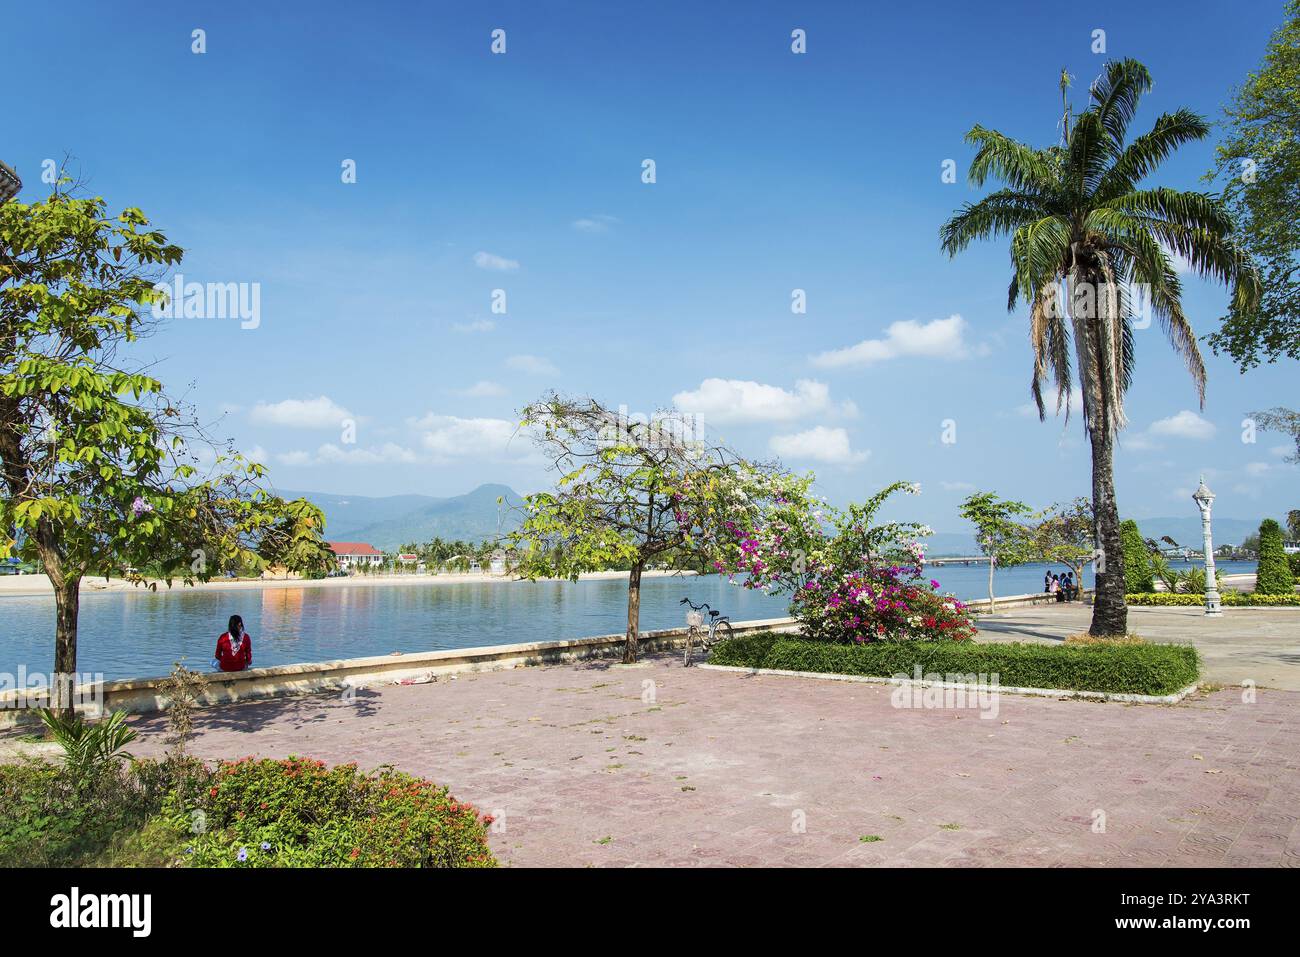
[
  {"left": 716, "top": 480, "right": 977, "bottom": 644},
  {"left": 790, "top": 564, "right": 977, "bottom": 644},
  {"left": 182, "top": 757, "right": 496, "bottom": 868}
]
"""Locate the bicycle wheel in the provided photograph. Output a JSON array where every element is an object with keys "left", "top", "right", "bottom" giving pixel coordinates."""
[
  {"left": 683, "top": 626, "right": 695, "bottom": 668},
  {"left": 710, "top": 620, "right": 734, "bottom": 655}
]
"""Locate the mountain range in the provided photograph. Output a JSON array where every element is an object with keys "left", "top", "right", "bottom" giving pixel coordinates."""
[{"left": 282, "top": 483, "right": 1272, "bottom": 555}]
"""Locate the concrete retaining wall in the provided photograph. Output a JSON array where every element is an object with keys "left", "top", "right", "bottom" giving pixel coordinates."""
[
  {"left": 0, "top": 616, "right": 800, "bottom": 727},
  {"left": 0, "top": 591, "right": 1076, "bottom": 727}
]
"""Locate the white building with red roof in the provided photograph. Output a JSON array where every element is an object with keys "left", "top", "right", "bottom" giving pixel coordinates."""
[{"left": 327, "top": 541, "right": 383, "bottom": 570}]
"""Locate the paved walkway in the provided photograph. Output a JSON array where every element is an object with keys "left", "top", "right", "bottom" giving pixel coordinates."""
[
  {"left": 975, "top": 604, "right": 1300, "bottom": 691},
  {"left": 121, "top": 653, "right": 1300, "bottom": 867}
]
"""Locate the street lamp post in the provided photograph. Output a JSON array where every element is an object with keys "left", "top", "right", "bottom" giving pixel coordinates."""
[
  {"left": 0, "top": 161, "right": 21, "bottom": 204},
  {"left": 1192, "top": 477, "right": 1221, "bottom": 616}
]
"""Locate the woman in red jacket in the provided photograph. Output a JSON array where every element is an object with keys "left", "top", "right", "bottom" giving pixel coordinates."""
[{"left": 214, "top": 615, "right": 253, "bottom": 672}]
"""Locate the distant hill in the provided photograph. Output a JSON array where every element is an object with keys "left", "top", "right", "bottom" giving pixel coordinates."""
[
  {"left": 1125, "top": 516, "right": 1269, "bottom": 549},
  {"left": 278, "top": 483, "right": 523, "bottom": 550},
  {"left": 275, "top": 482, "right": 1271, "bottom": 557}
]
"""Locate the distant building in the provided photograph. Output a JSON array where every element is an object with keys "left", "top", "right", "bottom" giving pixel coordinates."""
[
  {"left": 397, "top": 553, "right": 419, "bottom": 565},
  {"left": 327, "top": 542, "right": 383, "bottom": 570}
]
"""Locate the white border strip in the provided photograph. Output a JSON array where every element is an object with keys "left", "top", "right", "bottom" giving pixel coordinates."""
[{"left": 696, "top": 663, "right": 1200, "bottom": 705}]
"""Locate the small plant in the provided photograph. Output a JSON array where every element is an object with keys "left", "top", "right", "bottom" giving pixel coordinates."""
[
  {"left": 38, "top": 709, "right": 138, "bottom": 781},
  {"left": 859, "top": 834, "right": 883, "bottom": 843},
  {"left": 158, "top": 662, "right": 208, "bottom": 759}
]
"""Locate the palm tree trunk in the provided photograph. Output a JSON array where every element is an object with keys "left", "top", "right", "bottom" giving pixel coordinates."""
[
  {"left": 623, "top": 561, "right": 643, "bottom": 663},
  {"left": 1088, "top": 427, "right": 1128, "bottom": 635}
]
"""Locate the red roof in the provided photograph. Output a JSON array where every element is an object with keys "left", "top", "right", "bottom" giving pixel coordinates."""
[{"left": 327, "top": 542, "right": 382, "bottom": 556}]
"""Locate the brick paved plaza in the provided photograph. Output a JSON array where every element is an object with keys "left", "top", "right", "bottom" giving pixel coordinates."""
[{"left": 125, "top": 644, "right": 1300, "bottom": 868}]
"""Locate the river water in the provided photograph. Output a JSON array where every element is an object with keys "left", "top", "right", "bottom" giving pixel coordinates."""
[{"left": 0, "top": 561, "right": 1255, "bottom": 680}]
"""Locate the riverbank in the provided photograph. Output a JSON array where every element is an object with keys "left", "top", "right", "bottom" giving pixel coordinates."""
[{"left": 0, "top": 567, "right": 698, "bottom": 598}]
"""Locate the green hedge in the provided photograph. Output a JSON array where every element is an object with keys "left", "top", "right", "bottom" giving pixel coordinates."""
[
  {"left": 1126, "top": 591, "right": 1300, "bottom": 606},
  {"left": 709, "top": 633, "right": 1199, "bottom": 695},
  {"left": 1121, "top": 519, "right": 1155, "bottom": 592}
]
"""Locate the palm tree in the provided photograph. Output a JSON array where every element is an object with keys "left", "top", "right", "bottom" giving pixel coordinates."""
[{"left": 941, "top": 60, "right": 1260, "bottom": 636}]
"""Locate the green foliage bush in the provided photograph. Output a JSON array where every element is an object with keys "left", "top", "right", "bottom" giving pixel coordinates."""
[
  {"left": 709, "top": 633, "right": 1199, "bottom": 695},
  {"left": 184, "top": 757, "right": 496, "bottom": 868},
  {"left": 1289, "top": 553, "right": 1300, "bottom": 578},
  {"left": 1126, "top": 591, "right": 1300, "bottom": 606},
  {"left": 0, "top": 754, "right": 496, "bottom": 868},
  {"left": 1255, "top": 519, "right": 1295, "bottom": 594},
  {"left": 707, "top": 630, "right": 782, "bottom": 667},
  {"left": 0, "top": 756, "right": 201, "bottom": 867},
  {"left": 1120, "top": 519, "right": 1155, "bottom": 593}
]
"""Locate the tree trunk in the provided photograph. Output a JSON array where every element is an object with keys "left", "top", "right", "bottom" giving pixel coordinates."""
[
  {"left": 987, "top": 554, "right": 997, "bottom": 613},
  {"left": 52, "top": 576, "right": 81, "bottom": 717},
  {"left": 1088, "top": 428, "right": 1128, "bottom": 636},
  {"left": 623, "top": 561, "right": 643, "bottom": 664}
]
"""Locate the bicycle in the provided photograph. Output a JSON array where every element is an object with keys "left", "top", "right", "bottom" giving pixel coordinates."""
[{"left": 680, "top": 597, "right": 734, "bottom": 667}]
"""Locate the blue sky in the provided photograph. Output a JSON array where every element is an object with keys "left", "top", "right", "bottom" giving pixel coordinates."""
[{"left": 4, "top": 0, "right": 1295, "bottom": 533}]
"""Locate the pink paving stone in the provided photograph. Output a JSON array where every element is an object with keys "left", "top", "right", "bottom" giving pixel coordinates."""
[{"left": 113, "top": 653, "right": 1300, "bottom": 867}]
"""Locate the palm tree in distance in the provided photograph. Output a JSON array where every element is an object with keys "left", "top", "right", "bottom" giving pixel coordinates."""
[{"left": 941, "top": 59, "right": 1260, "bottom": 636}]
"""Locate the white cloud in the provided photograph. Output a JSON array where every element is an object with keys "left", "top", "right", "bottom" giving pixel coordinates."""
[
  {"left": 276, "top": 443, "right": 420, "bottom": 467},
  {"left": 572, "top": 214, "right": 618, "bottom": 234},
  {"left": 456, "top": 380, "right": 507, "bottom": 398},
  {"left": 453, "top": 318, "right": 496, "bottom": 334},
  {"left": 672, "top": 378, "right": 854, "bottom": 424},
  {"left": 940, "top": 480, "right": 975, "bottom": 492},
  {"left": 473, "top": 251, "right": 519, "bottom": 272},
  {"left": 810, "top": 315, "right": 972, "bottom": 368},
  {"left": 769, "top": 426, "right": 867, "bottom": 465},
  {"left": 412, "top": 414, "right": 522, "bottom": 459},
  {"left": 250, "top": 396, "right": 353, "bottom": 430},
  {"left": 506, "top": 354, "right": 559, "bottom": 376},
  {"left": 1149, "top": 410, "right": 1216, "bottom": 441}
]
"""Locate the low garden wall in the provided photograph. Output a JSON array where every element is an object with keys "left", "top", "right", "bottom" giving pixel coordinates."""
[
  {"left": 0, "top": 616, "right": 801, "bottom": 727},
  {"left": 0, "top": 591, "right": 1079, "bottom": 727}
]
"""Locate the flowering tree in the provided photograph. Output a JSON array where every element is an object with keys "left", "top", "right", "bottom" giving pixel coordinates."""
[
  {"left": 505, "top": 393, "right": 803, "bottom": 663},
  {"left": 718, "top": 480, "right": 974, "bottom": 643},
  {"left": 0, "top": 183, "right": 326, "bottom": 711}
]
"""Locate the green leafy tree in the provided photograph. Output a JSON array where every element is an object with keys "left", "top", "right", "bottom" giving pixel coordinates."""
[
  {"left": 1255, "top": 518, "right": 1295, "bottom": 594},
  {"left": 258, "top": 498, "right": 335, "bottom": 578},
  {"left": 958, "top": 492, "right": 1035, "bottom": 612},
  {"left": 1207, "top": 0, "right": 1300, "bottom": 368},
  {"left": 1031, "top": 497, "right": 1095, "bottom": 596},
  {"left": 1247, "top": 407, "right": 1300, "bottom": 464},
  {"left": 1119, "top": 519, "right": 1155, "bottom": 593},
  {"left": 1288, "top": 509, "right": 1300, "bottom": 541},
  {"left": 941, "top": 59, "right": 1259, "bottom": 636},
  {"left": 505, "top": 393, "right": 799, "bottom": 663},
  {"left": 0, "top": 183, "right": 312, "bottom": 710}
]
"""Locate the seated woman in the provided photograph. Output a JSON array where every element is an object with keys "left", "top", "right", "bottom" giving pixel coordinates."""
[{"left": 214, "top": 614, "right": 253, "bottom": 672}]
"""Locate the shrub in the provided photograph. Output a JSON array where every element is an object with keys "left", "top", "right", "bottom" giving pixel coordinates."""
[
  {"left": 0, "top": 756, "right": 199, "bottom": 867},
  {"left": 1120, "top": 519, "right": 1155, "bottom": 593},
  {"left": 1126, "top": 591, "right": 1300, "bottom": 606},
  {"left": 38, "top": 709, "right": 137, "bottom": 782},
  {"left": 789, "top": 564, "right": 977, "bottom": 644},
  {"left": 708, "top": 630, "right": 780, "bottom": 667},
  {"left": 1289, "top": 553, "right": 1300, "bottom": 578},
  {"left": 708, "top": 635, "right": 1199, "bottom": 695},
  {"left": 184, "top": 757, "right": 496, "bottom": 867},
  {"left": 1255, "top": 519, "right": 1295, "bottom": 594}
]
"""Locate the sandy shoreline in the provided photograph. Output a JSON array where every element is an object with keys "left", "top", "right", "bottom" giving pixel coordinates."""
[{"left": 0, "top": 568, "right": 698, "bottom": 599}]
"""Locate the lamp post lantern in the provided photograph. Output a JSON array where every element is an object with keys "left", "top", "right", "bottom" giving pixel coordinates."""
[
  {"left": 1192, "top": 476, "right": 1221, "bottom": 616},
  {"left": 0, "top": 161, "right": 21, "bottom": 204}
]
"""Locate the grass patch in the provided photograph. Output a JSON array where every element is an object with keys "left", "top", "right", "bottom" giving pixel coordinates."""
[
  {"left": 1063, "top": 632, "right": 1146, "bottom": 645},
  {"left": 708, "top": 632, "right": 1199, "bottom": 696}
]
